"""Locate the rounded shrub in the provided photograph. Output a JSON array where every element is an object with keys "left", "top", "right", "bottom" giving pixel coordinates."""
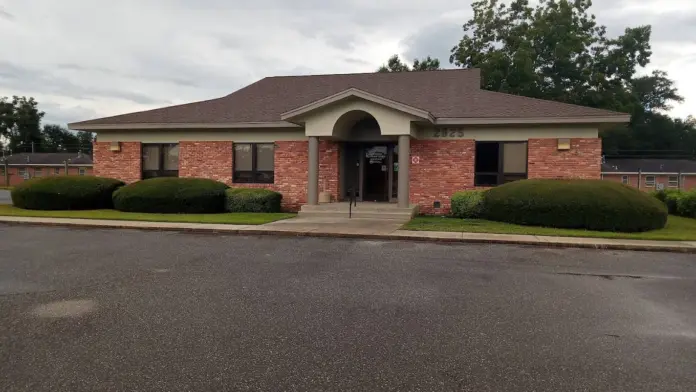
[
  {"left": 450, "top": 190, "right": 486, "bottom": 218},
  {"left": 113, "top": 178, "right": 229, "bottom": 213},
  {"left": 225, "top": 188, "right": 282, "bottom": 213},
  {"left": 11, "top": 176, "right": 124, "bottom": 210},
  {"left": 676, "top": 191, "right": 696, "bottom": 218},
  {"left": 483, "top": 179, "right": 668, "bottom": 232}
]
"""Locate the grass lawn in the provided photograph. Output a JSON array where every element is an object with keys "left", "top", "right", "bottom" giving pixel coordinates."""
[
  {"left": 404, "top": 215, "right": 696, "bottom": 241},
  {"left": 0, "top": 186, "right": 12, "bottom": 190},
  {"left": 0, "top": 205, "right": 295, "bottom": 225}
]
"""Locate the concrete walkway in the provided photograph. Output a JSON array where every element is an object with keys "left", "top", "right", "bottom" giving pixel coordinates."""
[{"left": 0, "top": 215, "right": 694, "bottom": 253}]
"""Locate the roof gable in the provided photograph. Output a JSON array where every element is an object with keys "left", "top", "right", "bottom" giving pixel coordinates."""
[{"left": 280, "top": 88, "right": 434, "bottom": 122}]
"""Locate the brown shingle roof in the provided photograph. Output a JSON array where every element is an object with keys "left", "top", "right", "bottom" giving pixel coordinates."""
[{"left": 70, "top": 69, "right": 626, "bottom": 126}]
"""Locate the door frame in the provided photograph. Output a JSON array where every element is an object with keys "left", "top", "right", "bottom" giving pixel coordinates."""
[{"left": 341, "top": 143, "right": 396, "bottom": 203}]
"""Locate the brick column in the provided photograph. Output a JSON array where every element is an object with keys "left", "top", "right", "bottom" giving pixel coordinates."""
[
  {"left": 93, "top": 141, "right": 141, "bottom": 183},
  {"left": 410, "top": 139, "right": 475, "bottom": 214},
  {"left": 179, "top": 141, "right": 233, "bottom": 184},
  {"left": 527, "top": 138, "right": 601, "bottom": 179}
]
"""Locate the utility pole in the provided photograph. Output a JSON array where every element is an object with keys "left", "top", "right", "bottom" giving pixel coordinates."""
[{"left": 2, "top": 158, "right": 8, "bottom": 187}]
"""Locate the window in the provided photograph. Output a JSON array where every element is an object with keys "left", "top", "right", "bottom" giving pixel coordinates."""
[
  {"left": 621, "top": 175, "right": 629, "bottom": 185},
  {"left": 78, "top": 168, "right": 86, "bottom": 176},
  {"left": 668, "top": 176, "right": 679, "bottom": 188},
  {"left": 234, "top": 143, "right": 274, "bottom": 183},
  {"left": 474, "top": 141, "right": 527, "bottom": 186},
  {"left": 645, "top": 176, "right": 656, "bottom": 187},
  {"left": 0, "top": 167, "right": 4, "bottom": 176},
  {"left": 54, "top": 168, "right": 61, "bottom": 175},
  {"left": 18, "top": 168, "right": 28, "bottom": 179},
  {"left": 142, "top": 143, "right": 179, "bottom": 179},
  {"left": 34, "top": 168, "right": 43, "bottom": 177}
]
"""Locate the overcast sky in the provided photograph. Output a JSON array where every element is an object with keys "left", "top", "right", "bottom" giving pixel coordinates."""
[{"left": 0, "top": 0, "right": 693, "bottom": 126}]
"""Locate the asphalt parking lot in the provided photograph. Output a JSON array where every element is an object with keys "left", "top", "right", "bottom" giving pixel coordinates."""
[{"left": 1, "top": 224, "right": 695, "bottom": 391}]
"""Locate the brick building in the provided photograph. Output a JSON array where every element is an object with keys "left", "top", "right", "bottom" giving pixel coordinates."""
[
  {"left": 602, "top": 158, "right": 696, "bottom": 192},
  {"left": 70, "top": 69, "right": 628, "bottom": 214},
  {"left": 1, "top": 153, "right": 93, "bottom": 187}
]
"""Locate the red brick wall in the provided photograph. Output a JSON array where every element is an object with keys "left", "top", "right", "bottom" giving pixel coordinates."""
[
  {"left": 602, "top": 174, "right": 696, "bottom": 191},
  {"left": 94, "top": 142, "right": 141, "bottom": 183},
  {"left": 410, "top": 139, "right": 475, "bottom": 214},
  {"left": 528, "top": 138, "right": 601, "bottom": 179},
  {"left": 319, "top": 140, "right": 340, "bottom": 201},
  {"left": 229, "top": 141, "right": 310, "bottom": 211},
  {"left": 179, "top": 141, "right": 233, "bottom": 184}
]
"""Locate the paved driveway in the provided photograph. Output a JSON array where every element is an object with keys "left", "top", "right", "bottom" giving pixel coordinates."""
[
  {"left": 0, "top": 190, "right": 10, "bottom": 205},
  {"left": 1, "top": 225, "right": 695, "bottom": 391}
]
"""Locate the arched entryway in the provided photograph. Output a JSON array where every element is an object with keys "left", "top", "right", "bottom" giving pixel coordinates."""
[{"left": 334, "top": 111, "right": 398, "bottom": 202}]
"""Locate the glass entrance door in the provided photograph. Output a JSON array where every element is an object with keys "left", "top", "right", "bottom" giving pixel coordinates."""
[{"left": 363, "top": 145, "right": 389, "bottom": 201}]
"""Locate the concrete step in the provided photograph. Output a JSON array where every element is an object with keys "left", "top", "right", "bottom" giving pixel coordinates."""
[
  {"left": 297, "top": 210, "right": 414, "bottom": 221},
  {"left": 298, "top": 203, "right": 418, "bottom": 222}
]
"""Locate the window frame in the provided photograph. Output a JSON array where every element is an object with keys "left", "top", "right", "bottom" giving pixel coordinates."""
[
  {"left": 34, "top": 168, "right": 43, "bottom": 178},
  {"left": 54, "top": 167, "right": 61, "bottom": 175},
  {"left": 233, "top": 143, "right": 275, "bottom": 184},
  {"left": 474, "top": 141, "right": 528, "bottom": 187},
  {"left": 668, "top": 175, "right": 679, "bottom": 188},
  {"left": 78, "top": 168, "right": 86, "bottom": 176},
  {"left": 18, "top": 168, "right": 28, "bottom": 179},
  {"left": 645, "top": 175, "right": 656, "bottom": 187},
  {"left": 621, "top": 175, "right": 629, "bottom": 185},
  {"left": 142, "top": 143, "right": 179, "bottom": 179}
]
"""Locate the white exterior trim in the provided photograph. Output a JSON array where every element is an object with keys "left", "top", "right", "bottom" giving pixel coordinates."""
[
  {"left": 436, "top": 115, "right": 630, "bottom": 125},
  {"left": 281, "top": 88, "right": 435, "bottom": 123}
]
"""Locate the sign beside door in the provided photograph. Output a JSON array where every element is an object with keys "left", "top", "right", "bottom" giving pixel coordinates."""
[{"left": 411, "top": 156, "right": 420, "bottom": 164}]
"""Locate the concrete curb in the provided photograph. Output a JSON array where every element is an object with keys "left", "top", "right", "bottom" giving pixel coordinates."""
[{"left": 1, "top": 217, "right": 694, "bottom": 254}]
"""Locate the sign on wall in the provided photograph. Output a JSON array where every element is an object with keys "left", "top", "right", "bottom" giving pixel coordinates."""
[{"left": 411, "top": 156, "right": 420, "bottom": 164}]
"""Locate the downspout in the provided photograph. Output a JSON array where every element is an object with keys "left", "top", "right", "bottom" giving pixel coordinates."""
[
  {"left": 64, "top": 160, "right": 69, "bottom": 175},
  {"left": 638, "top": 169, "right": 642, "bottom": 190},
  {"left": 678, "top": 170, "right": 683, "bottom": 190}
]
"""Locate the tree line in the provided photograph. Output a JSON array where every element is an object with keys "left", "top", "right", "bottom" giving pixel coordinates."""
[
  {"left": 0, "top": 96, "right": 95, "bottom": 155},
  {"left": 377, "top": 0, "right": 695, "bottom": 159}
]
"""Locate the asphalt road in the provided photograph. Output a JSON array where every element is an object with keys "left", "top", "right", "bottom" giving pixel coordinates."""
[
  {"left": 0, "top": 190, "right": 10, "bottom": 204},
  {"left": 1, "top": 225, "right": 695, "bottom": 392}
]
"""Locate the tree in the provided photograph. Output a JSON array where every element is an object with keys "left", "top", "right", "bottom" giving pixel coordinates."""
[
  {"left": 449, "top": 0, "right": 692, "bottom": 157},
  {"left": 42, "top": 124, "right": 80, "bottom": 152},
  {"left": 0, "top": 96, "right": 45, "bottom": 152},
  {"left": 377, "top": 54, "right": 441, "bottom": 72},
  {"left": 76, "top": 131, "right": 95, "bottom": 155}
]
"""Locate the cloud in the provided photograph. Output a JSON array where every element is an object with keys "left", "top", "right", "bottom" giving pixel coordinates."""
[{"left": 0, "top": 0, "right": 692, "bottom": 127}]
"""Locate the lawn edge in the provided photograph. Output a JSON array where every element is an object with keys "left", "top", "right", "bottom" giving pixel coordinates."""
[{"left": 1, "top": 217, "right": 693, "bottom": 254}]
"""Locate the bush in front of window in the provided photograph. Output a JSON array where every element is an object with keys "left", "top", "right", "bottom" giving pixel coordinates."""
[
  {"left": 676, "top": 190, "right": 696, "bottom": 218},
  {"left": 225, "top": 188, "right": 282, "bottom": 213},
  {"left": 11, "top": 176, "right": 124, "bottom": 210},
  {"left": 450, "top": 190, "right": 486, "bottom": 219},
  {"left": 113, "top": 178, "right": 229, "bottom": 213},
  {"left": 483, "top": 179, "right": 668, "bottom": 232},
  {"left": 651, "top": 189, "right": 683, "bottom": 215}
]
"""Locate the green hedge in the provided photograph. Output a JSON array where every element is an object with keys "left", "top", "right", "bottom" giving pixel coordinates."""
[
  {"left": 113, "top": 178, "right": 229, "bottom": 213},
  {"left": 676, "top": 191, "right": 696, "bottom": 218},
  {"left": 11, "top": 176, "right": 124, "bottom": 210},
  {"left": 652, "top": 189, "right": 682, "bottom": 214},
  {"left": 451, "top": 190, "right": 486, "bottom": 218},
  {"left": 482, "top": 179, "right": 668, "bottom": 232},
  {"left": 225, "top": 188, "right": 282, "bottom": 213}
]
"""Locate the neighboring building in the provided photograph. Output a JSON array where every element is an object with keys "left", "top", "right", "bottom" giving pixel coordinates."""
[
  {"left": 69, "top": 69, "right": 629, "bottom": 214},
  {"left": 602, "top": 158, "right": 696, "bottom": 191},
  {"left": 1, "top": 153, "right": 93, "bottom": 186}
]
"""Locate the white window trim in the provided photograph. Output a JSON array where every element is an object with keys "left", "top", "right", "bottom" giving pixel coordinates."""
[
  {"left": 621, "top": 175, "right": 629, "bottom": 185},
  {"left": 645, "top": 176, "right": 656, "bottom": 187},
  {"left": 78, "top": 168, "right": 86, "bottom": 176},
  {"left": 668, "top": 176, "right": 679, "bottom": 188}
]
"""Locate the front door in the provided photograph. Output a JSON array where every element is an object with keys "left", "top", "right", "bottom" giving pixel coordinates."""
[{"left": 363, "top": 145, "right": 389, "bottom": 201}]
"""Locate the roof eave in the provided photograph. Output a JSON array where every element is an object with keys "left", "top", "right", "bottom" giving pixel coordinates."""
[
  {"left": 280, "top": 88, "right": 435, "bottom": 123},
  {"left": 435, "top": 115, "right": 630, "bottom": 126},
  {"left": 68, "top": 121, "right": 302, "bottom": 131}
]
